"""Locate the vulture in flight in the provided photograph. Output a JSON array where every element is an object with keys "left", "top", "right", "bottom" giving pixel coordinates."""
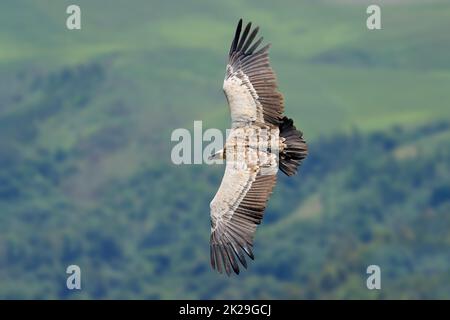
[{"left": 209, "top": 19, "right": 308, "bottom": 275}]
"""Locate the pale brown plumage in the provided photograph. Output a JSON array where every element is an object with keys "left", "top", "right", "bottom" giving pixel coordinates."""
[{"left": 210, "top": 19, "right": 308, "bottom": 275}]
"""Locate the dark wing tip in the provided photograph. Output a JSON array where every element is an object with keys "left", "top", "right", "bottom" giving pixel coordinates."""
[
  {"left": 236, "top": 18, "right": 243, "bottom": 31},
  {"left": 211, "top": 231, "right": 253, "bottom": 276},
  {"left": 229, "top": 19, "right": 243, "bottom": 56},
  {"left": 229, "top": 19, "right": 264, "bottom": 59},
  {"left": 210, "top": 244, "right": 216, "bottom": 270},
  {"left": 236, "top": 22, "right": 252, "bottom": 52}
]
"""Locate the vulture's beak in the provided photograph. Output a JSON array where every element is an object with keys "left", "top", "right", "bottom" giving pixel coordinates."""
[
  {"left": 208, "top": 153, "right": 218, "bottom": 161},
  {"left": 208, "top": 149, "right": 224, "bottom": 161}
]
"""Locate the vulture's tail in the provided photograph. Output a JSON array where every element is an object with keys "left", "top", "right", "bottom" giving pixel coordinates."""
[{"left": 278, "top": 116, "right": 308, "bottom": 176}]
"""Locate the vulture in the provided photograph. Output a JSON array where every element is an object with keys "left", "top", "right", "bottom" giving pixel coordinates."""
[{"left": 209, "top": 19, "right": 308, "bottom": 275}]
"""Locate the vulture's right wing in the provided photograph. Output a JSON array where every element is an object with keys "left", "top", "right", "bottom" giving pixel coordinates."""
[{"left": 210, "top": 160, "right": 277, "bottom": 275}]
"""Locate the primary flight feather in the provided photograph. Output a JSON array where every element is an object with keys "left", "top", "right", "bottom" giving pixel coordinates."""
[{"left": 209, "top": 19, "right": 308, "bottom": 275}]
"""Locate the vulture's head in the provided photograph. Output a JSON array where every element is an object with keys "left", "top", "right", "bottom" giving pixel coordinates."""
[{"left": 208, "top": 149, "right": 225, "bottom": 161}]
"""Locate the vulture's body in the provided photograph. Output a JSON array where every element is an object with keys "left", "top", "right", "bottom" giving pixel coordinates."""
[{"left": 209, "top": 19, "right": 308, "bottom": 275}]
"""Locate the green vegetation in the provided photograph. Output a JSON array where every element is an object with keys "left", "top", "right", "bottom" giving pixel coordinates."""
[{"left": 0, "top": 0, "right": 449, "bottom": 299}]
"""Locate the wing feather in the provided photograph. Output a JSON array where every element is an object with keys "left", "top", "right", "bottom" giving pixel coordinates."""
[
  {"left": 229, "top": 19, "right": 242, "bottom": 56},
  {"left": 223, "top": 20, "right": 284, "bottom": 126},
  {"left": 210, "top": 158, "right": 277, "bottom": 275}
]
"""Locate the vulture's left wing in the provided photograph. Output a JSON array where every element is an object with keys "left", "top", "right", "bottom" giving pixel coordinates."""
[
  {"left": 223, "top": 19, "right": 284, "bottom": 126},
  {"left": 210, "top": 162, "right": 277, "bottom": 275}
]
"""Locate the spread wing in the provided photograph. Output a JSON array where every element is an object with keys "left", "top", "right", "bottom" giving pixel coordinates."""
[
  {"left": 223, "top": 19, "right": 284, "bottom": 126},
  {"left": 210, "top": 160, "right": 277, "bottom": 275}
]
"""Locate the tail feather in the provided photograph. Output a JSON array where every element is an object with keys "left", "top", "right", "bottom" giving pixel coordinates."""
[{"left": 279, "top": 116, "right": 308, "bottom": 176}]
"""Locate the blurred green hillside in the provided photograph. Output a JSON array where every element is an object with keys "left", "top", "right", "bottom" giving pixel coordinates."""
[{"left": 0, "top": 0, "right": 449, "bottom": 299}]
